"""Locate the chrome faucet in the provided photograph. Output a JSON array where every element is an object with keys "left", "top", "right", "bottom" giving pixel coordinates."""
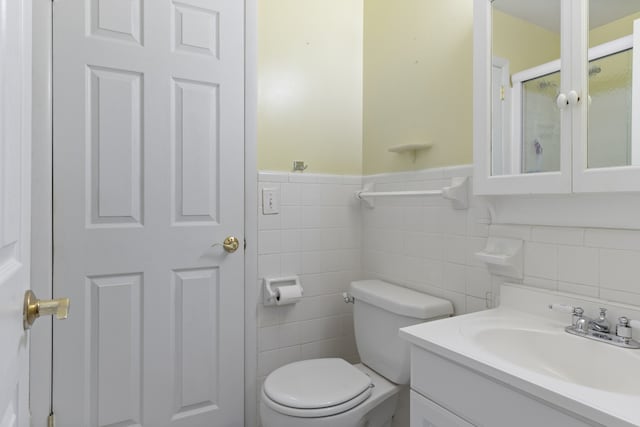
[
  {"left": 549, "top": 304, "right": 640, "bottom": 349},
  {"left": 588, "top": 308, "right": 611, "bottom": 333}
]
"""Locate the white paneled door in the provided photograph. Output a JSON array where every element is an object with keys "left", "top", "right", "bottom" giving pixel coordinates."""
[
  {"left": 52, "top": 0, "right": 245, "bottom": 426},
  {"left": 0, "top": 0, "right": 32, "bottom": 426}
]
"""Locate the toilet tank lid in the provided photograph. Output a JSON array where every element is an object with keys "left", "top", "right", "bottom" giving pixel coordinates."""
[{"left": 350, "top": 280, "right": 453, "bottom": 319}]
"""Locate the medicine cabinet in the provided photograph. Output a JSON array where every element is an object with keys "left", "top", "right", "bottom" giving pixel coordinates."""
[{"left": 474, "top": 0, "right": 640, "bottom": 195}]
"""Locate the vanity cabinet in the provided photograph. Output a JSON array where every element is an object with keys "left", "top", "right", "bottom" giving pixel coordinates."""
[
  {"left": 409, "top": 347, "right": 599, "bottom": 427},
  {"left": 474, "top": 0, "right": 640, "bottom": 195},
  {"left": 410, "top": 391, "right": 473, "bottom": 427}
]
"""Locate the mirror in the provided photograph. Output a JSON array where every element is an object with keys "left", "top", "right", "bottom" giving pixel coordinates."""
[
  {"left": 491, "top": 0, "right": 562, "bottom": 176},
  {"left": 490, "top": 0, "right": 640, "bottom": 177},
  {"left": 587, "top": 1, "right": 640, "bottom": 169}
]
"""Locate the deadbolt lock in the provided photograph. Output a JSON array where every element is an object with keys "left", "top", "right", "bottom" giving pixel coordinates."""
[{"left": 23, "top": 290, "right": 70, "bottom": 330}]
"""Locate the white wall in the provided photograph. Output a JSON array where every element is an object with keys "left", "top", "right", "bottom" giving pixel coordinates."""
[
  {"left": 489, "top": 224, "right": 640, "bottom": 306},
  {"left": 253, "top": 164, "right": 640, "bottom": 427},
  {"left": 360, "top": 166, "right": 492, "bottom": 315}
]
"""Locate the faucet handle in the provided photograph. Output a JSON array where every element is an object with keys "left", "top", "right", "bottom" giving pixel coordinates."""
[
  {"left": 549, "top": 303, "right": 577, "bottom": 314},
  {"left": 549, "top": 304, "right": 585, "bottom": 329},
  {"left": 599, "top": 307, "right": 608, "bottom": 318},
  {"left": 617, "top": 317, "right": 633, "bottom": 339},
  {"left": 619, "top": 317, "right": 640, "bottom": 333}
]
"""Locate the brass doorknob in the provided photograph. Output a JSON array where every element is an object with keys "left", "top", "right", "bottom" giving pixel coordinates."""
[
  {"left": 23, "top": 290, "right": 70, "bottom": 330},
  {"left": 212, "top": 236, "right": 240, "bottom": 253},
  {"left": 222, "top": 236, "right": 240, "bottom": 253}
]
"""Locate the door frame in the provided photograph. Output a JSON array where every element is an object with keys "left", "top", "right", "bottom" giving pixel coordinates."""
[
  {"left": 30, "top": 1, "right": 53, "bottom": 426},
  {"left": 30, "top": 1, "right": 259, "bottom": 425}
]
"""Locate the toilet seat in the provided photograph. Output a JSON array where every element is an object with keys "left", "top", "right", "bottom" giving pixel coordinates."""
[
  {"left": 262, "top": 386, "right": 372, "bottom": 418},
  {"left": 262, "top": 358, "right": 373, "bottom": 418}
]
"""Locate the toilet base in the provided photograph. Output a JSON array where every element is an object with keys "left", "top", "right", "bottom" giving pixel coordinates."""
[{"left": 260, "top": 363, "right": 400, "bottom": 427}]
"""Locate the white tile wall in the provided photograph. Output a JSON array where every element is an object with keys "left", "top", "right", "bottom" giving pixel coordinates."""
[
  {"left": 256, "top": 171, "right": 362, "bottom": 393},
  {"left": 254, "top": 165, "right": 640, "bottom": 426},
  {"left": 490, "top": 224, "right": 640, "bottom": 308},
  {"left": 360, "top": 165, "right": 493, "bottom": 315},
  {"left": 254, "top": 167, "right": 493, "bottom": 425}
]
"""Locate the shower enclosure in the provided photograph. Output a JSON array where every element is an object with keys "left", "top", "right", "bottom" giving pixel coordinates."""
[{"left": 503, "top": 40, "right": 635, "bottom": 175}]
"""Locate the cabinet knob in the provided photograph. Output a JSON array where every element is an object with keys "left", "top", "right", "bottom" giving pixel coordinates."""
[
  {"left": 568, "top": 90, "right": 580, "bottom": 105},
  {"left": 556, "top": 93, "right": 568, "bottom": 109}
]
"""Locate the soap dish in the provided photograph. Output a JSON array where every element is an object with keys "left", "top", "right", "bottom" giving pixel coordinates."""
[{"left": 475, "top": 237, "right": 523, "bottom": 279}]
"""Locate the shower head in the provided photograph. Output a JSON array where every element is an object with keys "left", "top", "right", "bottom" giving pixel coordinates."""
[
  {"left": 589, "top": 65, "right": 602, "bottom": 77},
  {"left": 538, "top": 81, "right": 557, "bottom": 90}
]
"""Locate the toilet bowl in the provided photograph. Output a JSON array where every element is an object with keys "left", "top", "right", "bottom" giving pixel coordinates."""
[
  {"left": 259, "top": 280, "right": 453, "bottom": 427},
  {"left": 260, "top": 360, "right": 399, "bottom": 427}
]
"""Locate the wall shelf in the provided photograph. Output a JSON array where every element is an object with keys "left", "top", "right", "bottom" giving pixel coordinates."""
[{"left": 388, "top": 143, "right": 433, "bottom": 162}]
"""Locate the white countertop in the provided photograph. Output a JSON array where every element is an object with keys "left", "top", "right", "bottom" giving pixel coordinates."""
[{"left": 400, "top": 285, "right": 640, "bottom": 427}]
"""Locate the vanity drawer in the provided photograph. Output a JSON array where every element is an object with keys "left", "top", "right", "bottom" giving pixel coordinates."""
[
  {"left": 410, "top": 346, "right": 601, "bottom": 427},
  {"left": 410, "top": 391, "right": 474, "bottom": 427}
]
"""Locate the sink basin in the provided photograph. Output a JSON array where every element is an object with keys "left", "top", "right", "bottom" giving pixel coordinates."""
[{"left": 464, "top": 324, "right": 640, "bottom": 396}]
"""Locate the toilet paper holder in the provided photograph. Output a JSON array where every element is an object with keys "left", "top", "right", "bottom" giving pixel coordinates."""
[{"left": 263, "top": 276, "right": 304, "bottom": 306}]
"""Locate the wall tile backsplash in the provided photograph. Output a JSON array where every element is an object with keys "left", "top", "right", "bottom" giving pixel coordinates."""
[
  {"left": 255, "top": 164, "right": 640, "bottom": 425},
  {"left": 360, "top": 165, "right": 493, "bottom": 315},
  {"left": 257, "top": 165, "right": 640, "bottom": 363},
  {"left": 491, "top": 224, "right": 640, "bottom": 307}
]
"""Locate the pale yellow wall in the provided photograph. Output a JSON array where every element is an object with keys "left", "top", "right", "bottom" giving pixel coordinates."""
[
  {"left": 362, "top": 0, "right": 474, "bottom": 174},
  {"left": 258, "top": 3, "right": 631, "bottom": 175},
  {"left": 257, "top": 0, "right": 363, "bottom": 174},
  {"left": 590, "top": 50, "right": 632, "bottom": 92},
  {"left": 590, "top": 12, "right": 640, "bottom": 47},
  {"left": 493, "top": 10, "right": 560, "bottom": 75},
  {"left": 361, "top": 5, "right": 565, "bottom": 175}
]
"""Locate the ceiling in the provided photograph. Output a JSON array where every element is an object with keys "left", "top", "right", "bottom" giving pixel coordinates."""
[{"left": 494, "top": 0, "right": 640, "bottom": 33}]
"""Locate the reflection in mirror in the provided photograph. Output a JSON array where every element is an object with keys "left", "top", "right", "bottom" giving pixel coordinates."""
[
  {"left": 491, "top": 0, "right": 562, "bottom": 176},
  {"left": 521, "top": 71, "right": 561, "bottom": 173},
  {"left": 588, "top": 1, "right": 640, "bottom": 169},
  {"left": 588, "top": 50, "right": 633, "bottom": 168}
]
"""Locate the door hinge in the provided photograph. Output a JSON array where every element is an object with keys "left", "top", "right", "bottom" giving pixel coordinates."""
[
  {"left": 500, "top": 85, "right": 505, "bottom": 101},
  {"left": 244, "top": 238, "right": 247, "bottom": 250},
  {"left": 48, "top": 412, "right": 55, "bottom": 427}
]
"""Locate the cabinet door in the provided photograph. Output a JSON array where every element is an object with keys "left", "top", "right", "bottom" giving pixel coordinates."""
[
  {"left": 474, "top": 0, "right": 574, "bottom": 195},
  {"left": 573, "top": 1, "right": 640, "bottom": 192},
  {"left": 410, "top": 391, "right": 474, "bottom": 427}
]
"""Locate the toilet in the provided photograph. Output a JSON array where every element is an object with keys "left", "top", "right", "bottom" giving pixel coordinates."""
[{"left": 260, "top": 279, "right": 453, "bottom": 427}]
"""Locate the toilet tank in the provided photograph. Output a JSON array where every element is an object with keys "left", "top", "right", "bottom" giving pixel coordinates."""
[{"left": 349, "top": 280, "right": 453, "bottom": 385}]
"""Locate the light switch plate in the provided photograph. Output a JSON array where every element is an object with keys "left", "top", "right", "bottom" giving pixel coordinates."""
[{"left": 262, "top": 188, "right": 280, "bottom": 215}]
